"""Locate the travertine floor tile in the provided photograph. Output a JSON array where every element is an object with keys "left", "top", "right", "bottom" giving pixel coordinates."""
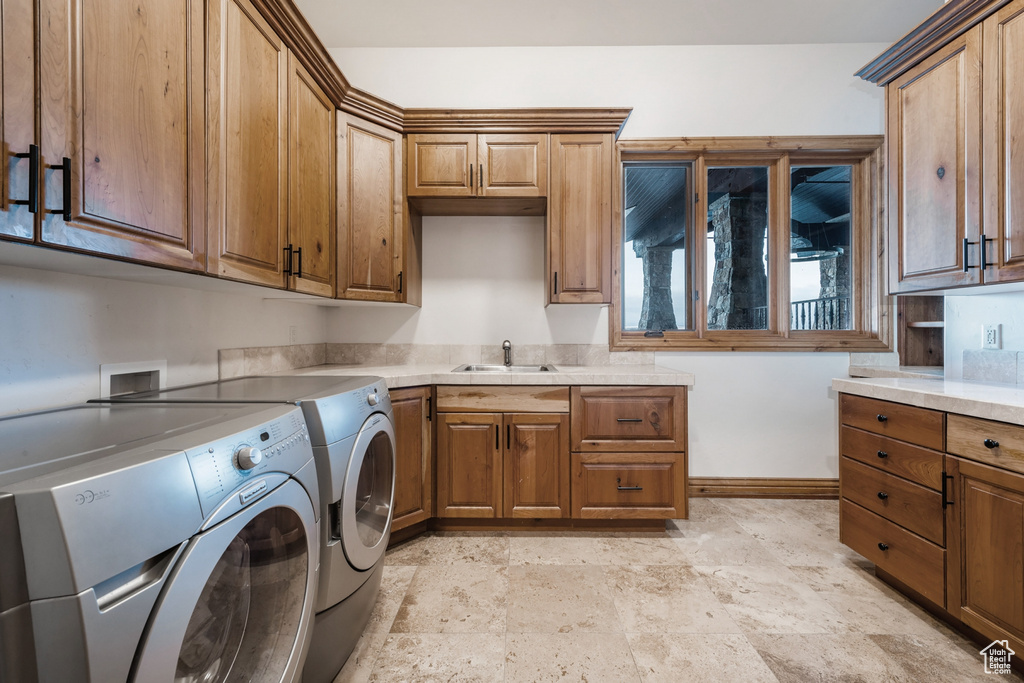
[
  {"left": 695, "top": 565, "right": 849, "bottom": 634},
  {"left": 367, "top": 633, "right": 505, "bottom": 682},
  {"left": 506, "top": 565, "right": 621, "bottom": 633},
  {"left": 627, "top": 633, "right": 779, "bottom": 683},
  {"left": 870, "top": 633, "right": 1024, "bottom": 681},
  {"left": 508, "top": 535, "right": 684, "bottom": 566},
  {"left": 390, "top": 565, "right": 507, "bottom": 633},
  {"left": 385, "top": 532, "right": 510, "bottom": 566},
  {"left": 748, "top": 633, "right": 916, "bottom": 682},
  {"left": 604, "top": 565, "right": 740, "bottom": 633},
  {"left": 674, "top": 497, "right": 736, "bottom": 524},
  {"left": 667, "top": 519, "right": 781, "bottom": 566},
  {"left": 505, "top": 632, "right": 641, "bottom": 683},
  {"left": 733, "top": 518, "right": 865, "bottom": 567}
]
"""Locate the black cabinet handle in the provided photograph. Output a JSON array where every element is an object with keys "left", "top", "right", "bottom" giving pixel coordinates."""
[
  {"left": 963, "top": 237, "right": 984, "bottom": 272},
  {"left": 294, "top": 247, "right": 302, "bottom": 279},
  {"left": 877, "top": 491, "right": 888, "bottom": 500},
  {"left": 876, "top": 414, "right": 887, "bottom": 423},
  {"left": 49, "top": 157, "right": 71, "bottom": 222},
  {"left": 506, "top": 424, "right": 511, "bottom": 450},
  {"left": 984, "top": 438, "right": 1000, "bottom": 449},
  {"left": 553, "top": 272, "right": 558, "bottom": 296},
  {"left": 942, "top": 472, "right": 954, "bottom": 509},
  {"left": 11, "top": 144, "right": 40, "bottom": 213},
  {"left": 470, "top": 163, "right": 474, "bottom": 189},
  {"left": 397, "top": 271, "right": 403, "bottom": 294},
  {"left": 616, "top": 477, "right": 642, "bottom": 492},
  {"left": 877, "top": 450, "right": 888, "bottom": 459},
  {"left": 878, "top": 542, "right": 889, "bottom": 551},
  {"left": 283, "top": 245, "right": 293, "bottom": 276},
  {"left": 617, "top": 418, "right": 643, "bottom": 423},
  {"left": 495, "top": 424, "right": 499, "bottom": 449},
  {"left": 981, "top": 236, "right": 991, "bottom": 269},
  {"left": 425, "top": 396, "right": 431, "bottom": 421},
  {"left": 479, "top": 164, "right": 483, "bottom": 189}
]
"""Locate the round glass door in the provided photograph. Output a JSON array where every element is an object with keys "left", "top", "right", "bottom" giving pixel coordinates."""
[{"left": 341, "top": 416, "right": 395, "bottom": 570}]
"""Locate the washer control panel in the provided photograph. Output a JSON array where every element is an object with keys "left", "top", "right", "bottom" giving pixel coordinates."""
[{"left": 185, "top": 408, "right": 312, "bottom": 517}]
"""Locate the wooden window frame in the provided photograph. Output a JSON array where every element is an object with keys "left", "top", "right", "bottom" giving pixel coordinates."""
[{"left": 611, "top": 137, "right": 891, "bottom": 352}]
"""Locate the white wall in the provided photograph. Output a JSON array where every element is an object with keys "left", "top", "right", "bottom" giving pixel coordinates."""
[
  {"left": 945, "top": 289, "right": 1024, "bottom": 380},
  {"left": 327, "top": 43, "right": 889, "bottom": 478},
  {"left": 0, "top": 264, "right": 327, "bottom": 416}
]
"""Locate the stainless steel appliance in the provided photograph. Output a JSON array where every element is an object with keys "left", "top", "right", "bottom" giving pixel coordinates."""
[
  {"left": 0, "top": 402, "right": 320, "bottom": 682},
  {"left": 99, "top": 375, "right": 397, "bottom": 682}
]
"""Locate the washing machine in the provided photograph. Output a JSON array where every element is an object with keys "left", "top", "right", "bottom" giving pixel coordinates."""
[
  {"left": 98, "top": 375, "right": 397, "bottom": 682},
  {"left": 0, "top": 401, "right": 320, "bottom": 683}
]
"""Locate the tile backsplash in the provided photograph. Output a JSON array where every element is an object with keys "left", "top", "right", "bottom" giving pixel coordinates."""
[{"left": 962, "top": 349, "right": 1024, "bottom": 384}]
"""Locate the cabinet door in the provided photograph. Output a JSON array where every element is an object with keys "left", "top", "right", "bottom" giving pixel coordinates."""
[
  {"left": 287, "top": 54, "right": 334, "bottom": 297},
  {"left": 206, "top": 0, "right": 287, "bottom": 287},
  {"left": 548, "top": 133, "right": 612, "bottom": 303},
  {"left": 1, "top": 0, "right": 36, "bottom": 242},
  {"left": 436, "top": 413, "right": 502, "bottom": 518},
  {"left": 407, "top": 134, "right": 476, "bottom": 197},
  {"left": 37, "top": 0, "right": 205, "bottom": 269},
  {"left": 337, "top": 114, "right": 405, "bottom": 301},
  {"left": 983, "top": 0, "right": 1024, "bottom": 283},
  {"left": 503, "top": 413, "right": 569, "bottom": 518},
  {"left": 887, "top": 27, "right": 983, "bottom": 292},
  {"left": 390, "top": 386, "right": 433, "bottom": 531},
  {"left": 948, "top": 456, "right": 1024, "bottom": 655},
  {"left": 479, "top": 134, "right": 547, "bottom": 198}
]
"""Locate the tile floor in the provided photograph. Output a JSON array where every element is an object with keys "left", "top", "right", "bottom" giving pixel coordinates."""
[{"left": 333, "top": 498, "right": 1022, "bottom": 682}]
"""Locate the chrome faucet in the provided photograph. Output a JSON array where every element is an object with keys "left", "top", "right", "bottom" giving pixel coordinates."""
[{"left": 502, "top": 340, "right": 512, "bottom": 367}]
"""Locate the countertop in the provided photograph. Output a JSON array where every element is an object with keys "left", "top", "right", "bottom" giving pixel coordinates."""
[
  {"left": 847, "top": 365, "right": 944, "bottom": 380},
  {"left": 274, "top": 363, "right": 694, "bottom": 388},
  {"left": 833, "top": 376, "right": 1024, "bottom": 426}
]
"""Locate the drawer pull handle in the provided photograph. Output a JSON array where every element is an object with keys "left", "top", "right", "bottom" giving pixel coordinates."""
[
  {"left": 942, "top": 472, "right": 954, "bottom": 509},
  {"left": 616, "top": 477, "right": 642, "bottom": 492},
  {"left": 877, "top": 492, "right": 888, "bottom": 500},
  {"left": 617, "top": 418, "right": 643, "bottom": 423},
  {"left": 984, "top": 438, "right": 1000, "bottom": 449},
  {"left": 878, "top": 542, "right": 889, "bottom": 552},
  {"left": 876, "top": 414, "right": 887, "bottom": 423},
  {"left": 877, "top": 450, "right": 888, "bottom": 459}
]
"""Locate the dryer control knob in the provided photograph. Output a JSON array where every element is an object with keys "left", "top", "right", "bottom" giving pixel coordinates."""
[
  {"left": 236, "top": 446, "right": 263, "bottom": 470},
  {"left": 367, "top": 392, "right": 379, "bottom": 406}
]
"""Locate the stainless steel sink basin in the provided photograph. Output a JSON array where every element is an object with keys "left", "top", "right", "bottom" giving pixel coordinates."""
[{"left": 453, "top": 364, "right": 557, "bottom": 373}]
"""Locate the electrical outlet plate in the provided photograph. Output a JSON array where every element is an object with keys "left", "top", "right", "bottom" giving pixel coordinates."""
[{"left": 983, "top": 324, "right": 1002, "bottom": 350}]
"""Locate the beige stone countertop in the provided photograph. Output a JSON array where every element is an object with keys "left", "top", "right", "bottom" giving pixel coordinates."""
[
  {"left": 833, "top": 376, "right": 1024, "bottom": 426},
  {"left": 847, "top": 365, "right": 945, "bottom": 380},
  {"left": 274, "top": 363, "right": 694, "bottom": 388}
]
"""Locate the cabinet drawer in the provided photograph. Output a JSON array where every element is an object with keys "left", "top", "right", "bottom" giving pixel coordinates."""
[
  {"left": 571, "top": 386, "right": 687, "bottom": 452},
  {"left": 841, "top": 457, "right": 944, "bottom": 545},
  {"left": 571, "top": 452, "right": 686, "bottom": 519},
  {"left": 948, "top": 414, "right": 1024, "bottom": 476},
  {"left": 841, "top": 426, "right": 944, "bottom": 490},
  {"left": 841, "top": 499, "right": 945, "bottom": 607},
  {"left": 840, "top": 394, "right": 944, "bottom": 450}
]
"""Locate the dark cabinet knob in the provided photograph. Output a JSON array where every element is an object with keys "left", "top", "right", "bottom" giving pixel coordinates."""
[
  {"left": 878, "top": 542, "right": 889, "bottom": 551},
  {"left": 876, "top": 414, "right": 887, "bottom": 423},
  {"left": 984, "top": 438, "right": 1000, "bottom": 449},
  {"left": 937, "top": 166, "right": 945, "bottom": 179},
  {"left": 877, "top": 492, "right": 888, "bottom": 500},
  {"left": 877, "top": 450, "right": 888, "bottom": 459}
]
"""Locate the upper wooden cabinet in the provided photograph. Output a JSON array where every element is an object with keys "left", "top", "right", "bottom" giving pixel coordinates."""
[
  {"left": 0, "top": 0, "right": 37, "bottom": 243},
  {"left": 548, "top": 134, "right": 613, "bottom": 303},
  {"left": 338, "top": 113, "right": 420, "bottom": 303},
  {"left": 35, "top": 0, "right": 206, "bottom": 269},
  {"left": 407, "top": 133, "right": 547, "bottom": 198},
  {"left": 867, "top": 0, "right": 1024, "bottom": 292}
]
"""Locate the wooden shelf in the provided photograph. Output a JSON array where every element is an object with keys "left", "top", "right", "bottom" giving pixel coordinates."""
[{"left": 907, "top": 321, "right": 945, "bottom": 329}]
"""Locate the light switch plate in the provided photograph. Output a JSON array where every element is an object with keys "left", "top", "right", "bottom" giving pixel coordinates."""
[{"left": 984, "top": 324, "right": 1002, "bottom": 350}]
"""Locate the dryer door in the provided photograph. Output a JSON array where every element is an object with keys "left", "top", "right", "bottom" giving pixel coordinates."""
[
  {"left": 340, "top": 413, "right": 396, "bottom": 570},
  {"left": 131, "top": 479, "right": 317, "bottom": 683}
]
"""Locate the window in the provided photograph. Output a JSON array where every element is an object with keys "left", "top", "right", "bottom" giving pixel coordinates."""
[{"left": 613, "top": 138, "right": 888, "bottom": 351}]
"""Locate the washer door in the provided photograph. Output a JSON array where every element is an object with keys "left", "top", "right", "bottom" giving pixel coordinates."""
[
  {"left": 131, "top": 479, "right": 317, "bottom": 683},
  {"left": 340, "top": 413, "right": 396, "bottom": 570}
]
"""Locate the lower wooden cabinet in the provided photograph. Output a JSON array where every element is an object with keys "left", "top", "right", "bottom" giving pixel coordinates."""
[
  {"left": 571, "top": 451, "right": 686, "bottom": 519},
  {"left": 436, "top": 412, "right": 503, "bottom": 518},
  {"left": 390, "top": 386, "right": 433, "bottom": 532}
]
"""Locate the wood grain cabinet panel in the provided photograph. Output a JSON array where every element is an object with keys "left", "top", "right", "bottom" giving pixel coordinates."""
[
  {"left": 886, "top": 26, "right": 983, "bottom": 292},
  {"left": 548, "top": 133, "right": 612, "bottom": 303},
  {"left": 337, "top": 114, "right": 408, "bottom": 302},
  {"left": 390, "top": 386, "right": 433, "bottom": 532},
  {"left": 503, "top": 413, "right": 570, "bottom": 518},
  {"left": 571, "top": 452, "right": 687, "bottom": 519},
  {"left": 983, "top": 0, "right": 1024, "bottom": 283},
  {"left": 0, "top": 0, "right": 37, "bottom": 242},
  {"left": 407, "top": 134, "right": 476, "bottom": 197},
  {"left": 840, "top": 426, "right": 944, "bottom": 490},
  {"left": 287, "top": 53, "right": 335, "bottom": 297},
  {"left": 840, "top": 457, "right": 944, "bottom": 544},
  {"left": 407, "top": 133, "right": 546, "bottom": 199},
  {"left": 37, "top": 0, "right": 206, "bottom": 269},
  {"left": 436, "top": 413, "right": 503, "bottom": 518},
  {"left": 479, "top": 134, "right": 547, "bottom": 198},
  {"left": 207, "top": 0, "right": 287, "bottom": 287},
  {"left": 947, "top": 414, "right": 1024, "bottom": 476},
  {"left": 571, "top": 386, "right": 687, "bottom": 452},
  {"left": 839, "top": 394, "right": 945, "bottom": 450}
]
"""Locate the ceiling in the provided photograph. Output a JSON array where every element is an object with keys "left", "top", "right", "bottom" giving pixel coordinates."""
[{"left": 294, "top": 0, "right": 947, "bottom": 49}]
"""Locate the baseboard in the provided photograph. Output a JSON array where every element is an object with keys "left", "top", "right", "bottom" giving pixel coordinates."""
[{"left": 689, "top": 477, "right": 839, "bottom": 499}]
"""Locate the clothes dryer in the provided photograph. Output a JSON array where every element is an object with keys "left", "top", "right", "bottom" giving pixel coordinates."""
[
  {"left": 0, "top": 402, "right": 319, "bottom": 683},
  {"left": 99, "top": 375, "right": 396, "bottom": 682}
]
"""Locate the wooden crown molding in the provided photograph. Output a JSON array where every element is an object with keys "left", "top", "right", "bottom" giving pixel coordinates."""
[
  {"left": 856, "top": 0, "right": 1011, "bottom": 85},
  {"left": 402, "top": 108, "right": 633, "bottom": 136},
  {"left": 618, "top": 136, "right": 884, "bottom": 154}
]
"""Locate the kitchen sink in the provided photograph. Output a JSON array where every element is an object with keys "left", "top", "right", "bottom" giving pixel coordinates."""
[{"left": 452, "top": 364, "right": 557, "bottom": 373}]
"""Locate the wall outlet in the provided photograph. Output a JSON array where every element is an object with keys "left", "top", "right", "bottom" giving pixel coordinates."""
[
  {"left": 289, "top": 325, "right": 298, "bottom": 344},
  {"left": 983, "top": 324, "right": 1002, "bottom": 350}
]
